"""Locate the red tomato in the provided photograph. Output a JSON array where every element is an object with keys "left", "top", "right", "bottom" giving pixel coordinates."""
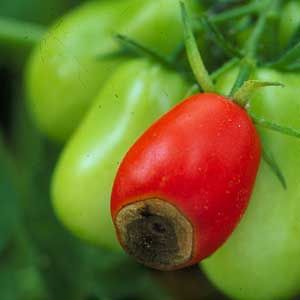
[{"left": 111, "top": 93, "right": 261, "bottom": 271}]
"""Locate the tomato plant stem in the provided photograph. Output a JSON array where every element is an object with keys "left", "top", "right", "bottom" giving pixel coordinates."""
[
  {"left": 192, "top": 2, "right": 262, "bottom": 32},
  {"left": 0, "top": 17, "right": 45, "bottom": 47},
  {"left": 211, "top": 58, "right": 239, "bottom": 81},
  {"left": 229, "top": 0, "right": 274, "bottom": 97},
  {"left": 266, "top": 40, "right": 300, "bottom": 71},
  {"left": 181, "top": 2, "right": 214, "bottom": 92},
  {"left": 245, "top": 0, "right": 274, "bottom": 59},
  {"left": 142, "top": 1, "right": 260, "bottom": 70},
  {"left": 201, "top": 16, "right": 243, "bottom": 59},
  {"left": 208, "top": 2, "right": 262, "bottom": 24},
  {"left": 229, "top": 58, "right": 255, "bottom": 97},
  {"left": 115, "top": 34, "right": 171, "bottom": 68},
  {"left": 113, "top": 34, "right": 194, "bottom": 83}
]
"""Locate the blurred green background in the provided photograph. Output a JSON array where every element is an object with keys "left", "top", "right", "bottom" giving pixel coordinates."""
[{"left": 0, "top": 0, "right": 229, "bottom": 299}]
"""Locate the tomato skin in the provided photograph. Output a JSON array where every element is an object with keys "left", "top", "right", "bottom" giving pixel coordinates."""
[
  {"left": 111, "top": 93, "right": 261, "bottom": 269},
  {"left": 26, "top": 1, "right": 141, "bottom": 142},
  {"left": 201, "top": 68, "right": 300, "bottom": 300},
  {"left": 51, "top": 59, "right": 189, "bottom": 249},
  {"left": 26, "top": 0, "right": 200, "bottom": 142}
]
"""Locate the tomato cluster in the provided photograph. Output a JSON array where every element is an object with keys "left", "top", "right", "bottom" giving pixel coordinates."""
[
  {"left": 26, "top": 0, "right": 200, "bottom": 142},
  {"left": 25, "top": 1, "right": 300, "bottom": 299}
]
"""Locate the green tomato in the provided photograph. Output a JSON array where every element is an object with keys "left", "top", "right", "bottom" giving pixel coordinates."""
[
  {"left": 201, "top": 68, "right": 300, "bottom": 300},
  {"left": 26, "top": 0, "right": 199, "bottom": 142},
  {"left": 279, "top": 0, "right": 300, "bottom": 49},
  {"left": 51, "top": 59, "right": 189, "bottom": 249}
]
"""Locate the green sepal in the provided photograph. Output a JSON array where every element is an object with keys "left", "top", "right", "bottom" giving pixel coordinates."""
[
  {"left": 233, "top": 80, "right": 283, "bottom": 107},
  {"left": 262, "top": 147, "right": 287, "bottom": 189},
  {"left": 251, "top": 112, "right": 300, "bottom": 139}
]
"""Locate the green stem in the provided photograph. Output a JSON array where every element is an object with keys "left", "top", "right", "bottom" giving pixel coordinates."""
[
  {"left": 229, "top": 0, "right": 273, "bottom": 97},
  {"left": 208, "top": 2, "right": 262, "bottom": 24},
  {"left": 229, "top": 57, "right": 255, "bottom": 97},
  {"left": 109, "top": 34, "right": 194, "bottom": 83},
  {"left": 266, "top": 40, "right": 300, "bottom": 70},
  {"left": 261, "top": 2, "right": 282, "bottom": 60},
  {"left": 244, "top": 0, "right": 274, "bottom": 59},
  {"left": 251, "top": 113, "right": 300, "bottom": 139},
  {"left": 181, "top": 2, "right": 214, "bottom": 92},
  {"left": 115, "top": 34, "right": 172, "bottom": 68},
  {"left": 201, "top": 16, "right": 243, "bottom": 58},
  {"left": 192, "top": 1, "right": 261, "bottom": 32},
  {"left": 96, "top": 48, "right": 133, "bottom": 61},
  {"left": 169, "top": 42, "right": 185, "bottom": 64},
  {"left": 174, "top": 2, "right": 259, "bottom": 66},
  {"left": 211, "top": 58, "right": 239, "bottom": 81},
  {"left": 0, "top": 17, "right": 45, "bottom": 47}
]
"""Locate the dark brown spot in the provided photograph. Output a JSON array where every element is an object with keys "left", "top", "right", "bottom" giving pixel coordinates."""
[
  {"left": 114, "top": 198, "right": 194, "bottom": 270},
  {"left": 126, "top": 213, "right": 179, "bottom": 266}
]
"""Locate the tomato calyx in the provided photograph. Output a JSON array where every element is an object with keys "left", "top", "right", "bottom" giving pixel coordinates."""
[{"left": 232, "top": 80, "right": 284, "bottom": 108}]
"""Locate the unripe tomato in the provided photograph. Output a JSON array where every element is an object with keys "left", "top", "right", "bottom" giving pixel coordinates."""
[
  {"left": 0, "top": 0, "right": 74, "bottom": 67},
  {"left": 111, "top": 93, "right": 261, "bottom": 271},
  {"left": 51, "top": 59, "right": 189, "bottom": 249},
  {"left": 201, "top": 67, "right": 300, "bottom": 300},
  {"left": 26, "top": 0, "right": 200, "bottom": 142}
]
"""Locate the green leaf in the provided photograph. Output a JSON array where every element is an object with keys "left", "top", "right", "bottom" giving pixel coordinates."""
[
  {"left": 287, "top": 24, "right": 300, "bottom": 48},
  {"left": 262, "top": 148, "right": 287, "bottom": 189},
  {"left": 250, "top": 112, "right": 300, "bottom": 139},
  {"left": 266, "top": 40, "right": 300, "bottom": 71},
  {"left": 0, "top": 16, "right": 45, "bottom": 47},
  {"left": 211, "top": 57, "right": 239, "bottom": 81},
  {"left": 80, "top": 249, "right": 172, "bottom": 300},
  {"left": 0, "top": 133, "right": 19, "bottom": 253},
  {"left": 207, "top": 1, "right": 262, "bottom": 24},
  {"left": 0, "top": 0, "right": 77, "bottom": 25},
  {"left": 114, "top": 34, "right": 172, "bottom": 68},
  {"left": 96, "top": 48, "right": 134, "bottom": 61},
  {"left": 244, "top": 0, "right": 274, "bottom": 58},
  {"left": 201, "top": 16, "right": 243, "bottom": 58},
  {"left": 228, "top": 57, "right": 255, "bottom": 97}
]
